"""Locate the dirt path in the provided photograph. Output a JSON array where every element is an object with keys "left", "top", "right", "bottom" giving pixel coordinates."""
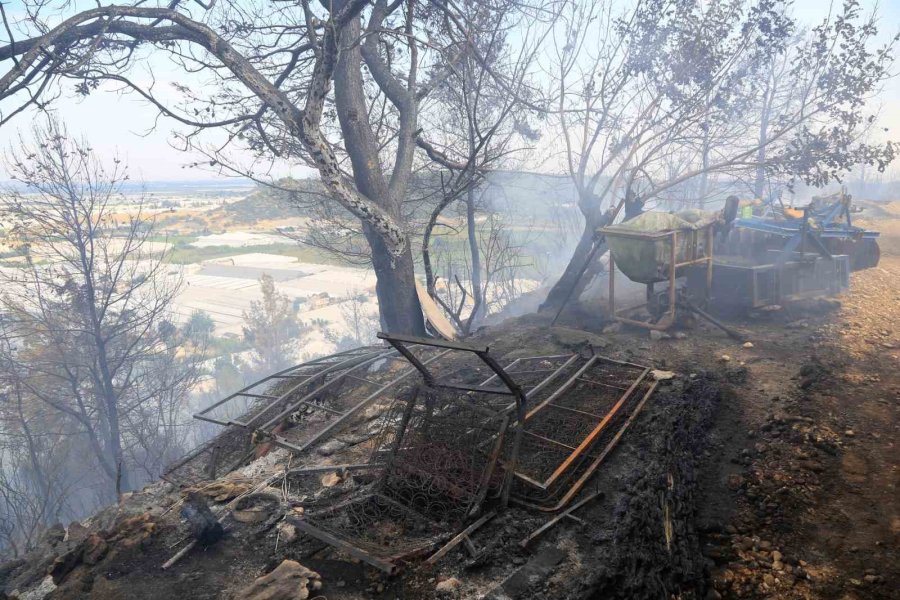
[{"left": 699, "top": 247, "right": 900, "bottom": 597}]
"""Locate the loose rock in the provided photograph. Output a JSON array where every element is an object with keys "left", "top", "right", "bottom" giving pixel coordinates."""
[
  {"left": 237, "top": 560, "right": 322, "bottom": 600},
  {"left": 320, "top": 472, "right": 343, "bottom": 488},
  {"left": 315, "top": 439, "right": 347, "bottom": 456},
  {"left": 651, "top": 369, "right": 676, "bottom": 381},
  {"left": 435, "top": 577, "right": 461, "bottom": 596}
]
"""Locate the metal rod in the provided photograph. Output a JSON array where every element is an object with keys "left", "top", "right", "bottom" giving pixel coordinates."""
[
  {"left": 524, "top": 356, "right": 600, "bottom": 421},
  {"left": 382, "top": 337, "right": 436, "bottom": 385},
  {"left": 519, "top": 489, "right": 604, "bottom": 548},
  {"left": 377, "top": 386, "right": 421, "bottom": 494},
  {"left": 524, "top": 431, "right": 578, "bottom": 451},
  {"left": 256, "top": 350, "right": 394, "bottom": 431},
  {"left": 286, "top": 463, "right": 384, "bottom": 475},
  {"left": 576, "top": 376, "right": 628, "bottom": 391},
  {"left": 546, "top": 402, "right": 604, "bottom": 420},
  {"left": 478, "top": 357, "right": 523, "bottom": 388},
  {"left": 193, "top": 346, "right": 382, "bottom": 418},
  {"left": 524, "top": 354, "right": 582, "bottom": 401},
  {"left": 290, "top": 518, "right": 399, "bottom": 574},
  {"left": 678, "top": 300, "right": 745, "bottom": 341},
  {"left": 238, "top": 392, "right": 280, "bottom": 400},
  {"left": 471, "top": 416, "right": 508, "bottom": 513},
  {"left": 377, "top": 331, "right": 489, "bottom": 354},
  {"left": 344, "top": 374, "right": 381, "bottom": 387},
  {"left": 193, "top": 414, "right": 230, "bottom": 426},
  {"left": 478, "top": 354, "right": 575, "bottom": 389},
  {"left": 551, "top": 238, "right": 605, "bottom": 326},
  {"left": 277, "top": 350, "right": 452, "bottom": 455},
  {"left": 608, "top": 252, "right": 616, "bottom": 317},
  {"left": 425, "top": 512, "right": 496, "bottom": 565},
  {"left": 473, "top": 350, "right": 528, "bottom": 508},
  {"left": 434, "top": 383, "right": 514, "bottom": 396}
]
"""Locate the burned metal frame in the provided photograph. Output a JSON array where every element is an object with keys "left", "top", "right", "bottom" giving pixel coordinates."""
[
  {"left": 515, "top": 379, "right": 658, "bottom": 513},
  {"left": 193, "top": 346, "right": 387, "bottom": 427},
  {"left": 290, "top": 334, "right": 572, "bottom": 574},
  {"left": 604, "top": 224, "right": 715, "bottom": 331},
  {"left": 266, "top": 349, "right": 453, "bottom": 455},
  {"left": 497, "top": 350, "right": 659, "bottom": 512},
  {"left": 293, "top": 382, "right": 515, "bottom": 573},
  {"left": 182, "top": 337, "right": 662, "bottom": 570},
  {"left": 513, "top": 355, "right": 650, "bottom": 492},
  {"left": 376, "top": 332, "right": 530, "bottom": 507}
]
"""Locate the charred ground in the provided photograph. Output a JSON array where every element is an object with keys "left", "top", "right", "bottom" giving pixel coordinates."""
[{"left": 0, "top": 211, "right": 898, "bottom": 600}]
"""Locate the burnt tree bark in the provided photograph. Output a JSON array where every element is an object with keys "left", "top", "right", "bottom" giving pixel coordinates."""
[
  {"left": 539, "top": 198, "right": 613, "bottom": 312},
  {"left": 335, "top": 0, "right": 426, "bottom": 335}
]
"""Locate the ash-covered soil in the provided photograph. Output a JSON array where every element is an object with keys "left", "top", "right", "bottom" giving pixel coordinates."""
[{"left": 2, "top": 205, "right": 898, "bottom": 600}]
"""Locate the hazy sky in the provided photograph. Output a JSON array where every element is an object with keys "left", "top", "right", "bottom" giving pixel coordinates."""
[{"left": 0, "top": 0, "right": 897, "bottom": 182}]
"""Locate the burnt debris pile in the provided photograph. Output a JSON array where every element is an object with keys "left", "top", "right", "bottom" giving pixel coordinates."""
[
  {"left": 587, "top": 373, "right": 723, "bottom": 599},
  {"left": 172, "top": 333, "right": 675, "bottom": 576}
]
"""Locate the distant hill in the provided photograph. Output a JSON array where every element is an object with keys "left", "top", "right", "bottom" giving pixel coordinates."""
[{"left": 210, "top": 178, "right": 326, "bottom": 224}]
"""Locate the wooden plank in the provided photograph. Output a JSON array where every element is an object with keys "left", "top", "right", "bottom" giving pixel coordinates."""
[{"left": 415, "top": 281, "right": 459, "bottom": 340}]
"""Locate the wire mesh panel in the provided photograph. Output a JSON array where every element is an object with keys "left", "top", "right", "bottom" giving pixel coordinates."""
[
  {"left": 509, "top": 356, "right": 655, "bottom": 509},
  {"left": 298, "top": 384, "right": 513, "bottom": 571},
  {"left": 377, "top": 386, "right": 510, "bottom": 520}
]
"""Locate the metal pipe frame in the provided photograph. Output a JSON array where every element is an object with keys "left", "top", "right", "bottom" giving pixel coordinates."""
[
  {"left": 193, "top": 346, "right": 386, "bottom": 426},
  {"left": 511, "top": 362, "right": 650, "bottom": 492},
  {"left": 513, "top": 380, "right": 659, "bottom": 513},
  {"left": 269, "top": 350, "right": 453, "bottom": 455},
  {"left": 255, "top": 350, "right": 399, "bottom": 432},
  {"left": 290, "top": 517, "right": 400, "bottom": 574}
]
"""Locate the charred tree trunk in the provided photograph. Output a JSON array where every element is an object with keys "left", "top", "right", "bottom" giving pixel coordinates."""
[
  {"left": 540, "top": 197, "right": 612, "bottom": 313},
  {"left": 366, "top": 228, "right": 426, "bottom": 335},
  {"left": 465, "top": 188, "right": 485, "bottom": 328},
  {"left": 332, "top": 1, "right": 425, "bottom": 335}
]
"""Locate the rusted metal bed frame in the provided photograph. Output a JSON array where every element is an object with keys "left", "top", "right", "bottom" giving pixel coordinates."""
[
  {"left": 180, "top": 336, "right": 663, "bottom": 571},
  {"left": 266, "top": 349, "right": 453, "bottom": 455},
  {"left": 512, "top": 356, "right": 651, "bottom": 492},
  {"left": 376, "top": 332, "right": 529, "bottom": 507},
  {"left": 297, "top": 334, "right": 577, "bottom": 573},
  {"left": 166, "top": 347, "right": 392, "bottom": 483},
  {"left": 513, "top": 378, "right": 659, "bottom": 513}
]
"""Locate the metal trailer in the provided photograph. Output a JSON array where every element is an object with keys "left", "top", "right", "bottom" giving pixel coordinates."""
[
  {"left": 599, "top": 204, "right": 858, "bottom": 328},
  {"left": 732, "top": 191, "right": 880, "bottom": 270},
  {"left": 686, "top": 251, "right": 850, "bottom": 310}
]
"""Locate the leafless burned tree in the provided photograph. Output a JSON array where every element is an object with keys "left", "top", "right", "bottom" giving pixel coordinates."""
[
  {"left": 0, "top": 119, "right": 202, "bottom": 500},
  {"left": 430, "top": 211, "right": 534, "bottom": 333},
  {"left": 0, "top": 325, "right": 76, "bottom": 557}
]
